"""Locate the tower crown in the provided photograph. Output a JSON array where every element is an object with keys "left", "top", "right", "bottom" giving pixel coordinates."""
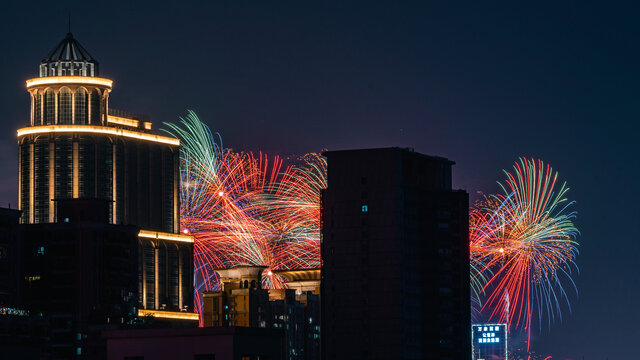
[{"left": 40, "top": 32, "right": 99, "bottom": 77}]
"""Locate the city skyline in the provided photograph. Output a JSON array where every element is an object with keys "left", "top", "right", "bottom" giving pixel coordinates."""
[{"left": 0, "top": 2, "right": 638, "bottom": 359}]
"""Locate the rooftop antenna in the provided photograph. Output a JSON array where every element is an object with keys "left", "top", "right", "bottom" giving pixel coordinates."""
[{"left": 68, "top": 11, "right": 71, "bottom": 34}]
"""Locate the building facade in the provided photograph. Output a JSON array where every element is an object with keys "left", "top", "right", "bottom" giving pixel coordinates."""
[
  {"left": 16, "top": 32, "right": 194, "bottom": 316},
  {"left": 321, "top": 148, "right": 470, "bottom": 360},
  {"left": 201, "top": 266, "right": 321, "bottom": 360}
]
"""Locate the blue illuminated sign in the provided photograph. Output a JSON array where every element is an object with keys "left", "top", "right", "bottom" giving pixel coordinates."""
[{"left": 472, "top": 323, "right": 507, "bottom": 360}]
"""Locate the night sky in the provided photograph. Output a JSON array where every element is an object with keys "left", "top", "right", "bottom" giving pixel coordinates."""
[{"left": 1, "top": 2, "right": 638, "bottom": 359}]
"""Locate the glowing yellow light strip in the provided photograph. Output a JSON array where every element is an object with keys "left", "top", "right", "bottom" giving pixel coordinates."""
[
  {"left": 107, "top": 115, "right": 139, "bottom": 128},
  {"left": 138, "top": 229, "right": 194, "bottom": 243},
  {"left": 137, "top": 309, "right": 199, "bottom": 321},
  {"left": 17, "top": 125, "right": 180, "bottom": 146},
  {"left": 26, "top": 76, "right": 113, "bottom": 89},
  {"left": 72, "top": 142, "right": 79, "bottom": 198}
]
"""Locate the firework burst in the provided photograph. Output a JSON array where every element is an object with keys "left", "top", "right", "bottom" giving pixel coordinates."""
[
  {"left": 163, "top": 111, "right": 324, "bottom": 313},
  {"left": 471, "top": 158, "right": 579, "bottom": 351}
]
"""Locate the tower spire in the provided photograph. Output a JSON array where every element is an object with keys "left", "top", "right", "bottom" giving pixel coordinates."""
[{"left": 68, "top": 12, "right": 71, "bottom": 34}]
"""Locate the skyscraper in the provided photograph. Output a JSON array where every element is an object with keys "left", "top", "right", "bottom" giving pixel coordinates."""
[
  {"left": 16, "top": 32, "right": 193, "bottom": 314},
  {"left": 321, "top": 147, "right": 470, "bottom": 360}
]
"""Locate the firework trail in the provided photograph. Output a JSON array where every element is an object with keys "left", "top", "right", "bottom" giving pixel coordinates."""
[
  {"left": 470, "top": 158, "right": 579, "bottom": 352},
  {"left": 163, "top": 111, "right": 324, "bottom": 314}
]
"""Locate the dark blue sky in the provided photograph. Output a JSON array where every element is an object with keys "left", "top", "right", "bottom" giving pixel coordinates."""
[{"left": 1, "top": 1, "right": 638, "bottom": 358}]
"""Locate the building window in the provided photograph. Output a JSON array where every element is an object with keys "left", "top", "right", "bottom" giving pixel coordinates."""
[
  {"left": 361, "top": 205, "right": 368, "bottom": 213},
  {"left": 44, "top": 89, "right": 55, "bottom": 124},
  {"left": 90, "top": 89, "right": 101, "bottom": 124},
  {"left": 58, "top": 87, "right": 72, "bottom": 124},
  {"left": 75, "top": 88, "right": 88, "bottom": 124},
  {"left": 34, "top": 92, "right": 42, "bottom": 125}
]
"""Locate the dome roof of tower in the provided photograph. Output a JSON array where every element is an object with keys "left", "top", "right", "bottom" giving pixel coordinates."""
[{"left": 42, "top": 32, "right": 96, "bottom": 63}]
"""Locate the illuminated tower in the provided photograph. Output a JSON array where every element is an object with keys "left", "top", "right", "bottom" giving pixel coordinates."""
[
  {"left": 19, "top": 32, "right": 179, "bottom": 230},
  {"left": 17, "top": 32, "right": 194, "bottom": 313}
]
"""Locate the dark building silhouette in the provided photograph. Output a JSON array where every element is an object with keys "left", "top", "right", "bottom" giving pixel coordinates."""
[
  {"left": 18, "top": 199, "right": 139, "bottom": 359},
  {"left": 0, "top": 207, "right": 22, "bottom": 307},
  {"left": 321, "top": 148, "right": 470, "bottom": 360},
  {"left": 104, "top": 326, "right": 284, "bottom": 360}
]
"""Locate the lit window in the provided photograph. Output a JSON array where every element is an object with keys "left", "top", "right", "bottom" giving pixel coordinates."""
[
  {"left": 496, "top": 337, "right": 499, "bottom": 342},
  {"left": 362, "top": 205, "right": 368, "bottom": 213},
  {"left": 483, "top": 327, "right": 487, "bottom": 331}
]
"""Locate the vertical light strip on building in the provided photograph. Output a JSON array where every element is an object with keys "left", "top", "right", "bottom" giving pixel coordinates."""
[
  {"left": 49, "top": 141, "right": 55, "bottom": 222},
  {"left": 72, "top": 141, "right": 79, "bottom": 198},
  {"left": 71, "top": 92, "right": 75, "bottom": 124},
  {"left": 87, "top": 93, "right": 91, "bottom": 125},
  {"left": 40, "top": 93, "right": 44, "bottom": 126},
  {"left": 142, "top": 248, "right": 147, "bottom": 308},
  {"left": 18, "top": 147, "right": 21, "bottom": 212},
  {"left": 54, "top": 91, "right": 58, "bottom": 124},
  {"left": 112, "top": 143, "right": 117, "bottom": 224},
  {"left": 173, "top": 152, "right": 179, "bottom": 232},
  {"left": 103, "top": 92, "right": 108, "bottom": 125},
  {"left": 154, "top": 246, "right": 159, "bottom": 309},
  {"left": 29, "top": 143, "right": 34, "bottom": 223},
  {"left": 30, "top": 93, "right": 34, "bottom": 126},
  {"left": 178, "top": 248, "right": 183, "bottom": 310}
]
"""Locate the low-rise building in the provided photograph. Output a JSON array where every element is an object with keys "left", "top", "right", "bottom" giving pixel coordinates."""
[{"left": 201, "top": 266, "right": 320, "bottom": 360}]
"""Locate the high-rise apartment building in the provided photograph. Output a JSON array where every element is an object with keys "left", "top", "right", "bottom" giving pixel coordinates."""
[
  {"left": 16, "top": 32, "right": 194, "bottom": 314},
  {"left": 321, "top": 148, "right": 470, "bottom": 360}
]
